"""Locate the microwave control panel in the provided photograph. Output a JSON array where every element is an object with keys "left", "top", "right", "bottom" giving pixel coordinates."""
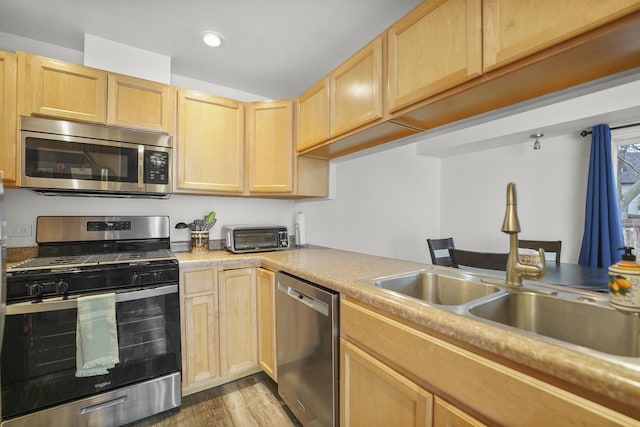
[{"left": 145, "top": 151, "right": 170, "bottom": 184}]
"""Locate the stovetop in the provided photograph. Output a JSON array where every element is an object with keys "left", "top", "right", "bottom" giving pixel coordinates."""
[
  {"left": 8, "top": 249, "right": 176, "bottom": 272},
  {"left": 5, "top": 215, "right": 179, "bottom": 303}
]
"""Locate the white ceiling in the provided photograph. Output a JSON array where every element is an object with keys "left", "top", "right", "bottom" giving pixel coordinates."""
[{"left": 0, "top": 0, "right": 422, "bottom": 99}]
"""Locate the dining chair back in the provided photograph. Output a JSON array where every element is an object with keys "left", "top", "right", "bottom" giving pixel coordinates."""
[
  {"left": 518, "top": 239, "right": 562, "bottom": 263},
  {"left": 449, "top": 248, "right": 509, "bottom": 270},
  {"left": 427, "top": 237, "right": 455, "bottom": 267}
]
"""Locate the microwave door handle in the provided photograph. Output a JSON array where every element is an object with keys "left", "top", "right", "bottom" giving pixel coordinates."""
[
  {"left": 5, "top": 285, "right": 177, "bottom": 315},
  {"left": 138, "top": 145, "right": 145, "bottom": 189}
]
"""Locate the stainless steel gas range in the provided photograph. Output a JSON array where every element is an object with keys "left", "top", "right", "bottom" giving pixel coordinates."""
[{"left": 2, "top": 216, "right": 181, "bottom": 427}]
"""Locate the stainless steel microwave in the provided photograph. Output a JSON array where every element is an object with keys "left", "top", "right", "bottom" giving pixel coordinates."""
[
  {"left": 19, "top": 116, "right": 173, "bottom": 198},
  {"left": 223, "top": 225, "right": 289, "bottom": 253}
]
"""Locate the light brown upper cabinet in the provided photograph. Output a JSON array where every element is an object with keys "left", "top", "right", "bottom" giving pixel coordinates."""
[
  {"left": 18, "top": 52, "right": 174, "bottom": 134},
  {"left": 297, "top": 77, "right": 330, "bottom": 152},
  {"left": 19, "top": 51, "right": 107, "bottom": 123},
  {"left": 246, "top": 100, "right": 294, "bottom": 194},
  {"left": 107, "top": 73, "right": 173, "bottom": 134},
  {"left": 297, "top": 35, "right": 402, "bottom": 159},
  {"left": 387, "top": 0, "right": 482, "bottom": 113},
  {"left": 483, "top": 0, "right": 640, "bottom": 71},
  {"left": 330, "top": 35, "right": 383, "bottom": 138},
  {"left": 0, "top": 51, "right": 17, "bottom": 185},
  {"left": 176, "top": 89, "right": 244, "bottom": 194}
]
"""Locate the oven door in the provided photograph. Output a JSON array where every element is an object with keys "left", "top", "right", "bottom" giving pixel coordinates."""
[{"left": 0, "top": 285, "right": 180, "bottom": 421}]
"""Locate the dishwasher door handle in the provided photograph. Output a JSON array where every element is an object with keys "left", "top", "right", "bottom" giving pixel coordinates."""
[{"left": 277, "top": 282, "right": 329, "bottom": 317}]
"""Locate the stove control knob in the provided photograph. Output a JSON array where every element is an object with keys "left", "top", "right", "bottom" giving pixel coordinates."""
[
  {"left": 29, "top": 283, "right": 43, "bottom": 297},
  {"left": 131, "top": 273, "right": 141, "bottom": 286},
  {"left": 152, "top": 271, "right": 161, "bottom": 281},
  {"left": 56, "top": 280, "right": 69, "bottom": 293}
]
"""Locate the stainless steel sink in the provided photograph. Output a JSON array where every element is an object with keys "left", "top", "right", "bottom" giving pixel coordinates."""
[
  {"left": 365, "top": 271, "right": 500, "bottom": 305},
  {"left": 469, "top": 291, "right": 640, "bottom": 357}
]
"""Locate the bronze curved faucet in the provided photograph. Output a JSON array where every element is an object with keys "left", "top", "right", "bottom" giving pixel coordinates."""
[{"left": 502, "top": 182, "right": 546, "bottom": 286}]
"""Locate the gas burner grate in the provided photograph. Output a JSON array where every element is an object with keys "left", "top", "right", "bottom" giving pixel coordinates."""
[{"left": 8, "top": 249, "right": 176, "bottom": 272}]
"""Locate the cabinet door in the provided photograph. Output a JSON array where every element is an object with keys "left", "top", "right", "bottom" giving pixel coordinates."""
[
  {"left": 434, "top": 397, "right": 486, "bottom": 427},
  {"left": 257, "top": 268, "right": 277, "bottom": 381},
  {"left": 183, "top": 293, "right": 220, "bottom": 387},
  {"left": 297, "top": 77, "right": 330, "bottom": 152},
  {"left": 21, "top": 52, "right": 107, "bottom": 123},
  {"left": 246, "top": 100, "right": 294, "bottom": 193},
  {"left": 107, "top": 73, "right": 173, "bottom": 133},
  {"left": 331, "top": 36, "right": 383, "bottom": 137},
  {"left": 387, "top": 0, "right": 482, "bottom": 113},
  {"left": 176, "top": 89, "right": 244, "bottom": 193},
  {"left": 0, "top": 51, "right": 17, "bottom": 184},
  {"left": 218, "top": 268, "right": 257, "bottom": 376},
  {"left": 180, "top": 268, "right": 219, "bottom": 392},
  {"left": 483, "top": 0, "right": 640, "bottom": 71},
  {"left": 341, "top": 339, "right": 433, "bottom": 427}
]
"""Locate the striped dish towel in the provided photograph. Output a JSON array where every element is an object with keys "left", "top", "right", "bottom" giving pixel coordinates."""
[{"left": 75, "top": 293, "right": 120, "bottom": 377}]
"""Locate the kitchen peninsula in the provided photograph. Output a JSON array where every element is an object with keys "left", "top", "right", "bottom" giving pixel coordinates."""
[{"left": 177, "top": 245, "right": 640, "bottom": 426}]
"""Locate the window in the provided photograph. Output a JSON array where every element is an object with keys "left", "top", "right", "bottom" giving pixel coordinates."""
[{"left": 613, "top": 127, "right": 640, "bottom": 232}]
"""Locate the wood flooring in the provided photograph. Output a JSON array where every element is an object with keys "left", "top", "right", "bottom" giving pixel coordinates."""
[{"left": 126, "top": 373, "right": 302, "bottom": 427}]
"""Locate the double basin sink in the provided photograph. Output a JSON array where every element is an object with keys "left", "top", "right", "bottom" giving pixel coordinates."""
[{"left": 359, "top": 268, "right": 640, "bottom": 363}]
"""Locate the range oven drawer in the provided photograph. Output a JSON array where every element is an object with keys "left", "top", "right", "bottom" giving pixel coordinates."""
[
  {"left": 1, "top": 372, "right": 180, "bottom": 427},
  {"left": 1, "top": 285, "right": 181, "bottom": 422}
]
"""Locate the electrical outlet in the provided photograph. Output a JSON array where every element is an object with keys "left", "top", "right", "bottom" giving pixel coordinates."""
[{"left": 8, "top": 224, "right": 32, "bottom": 237}]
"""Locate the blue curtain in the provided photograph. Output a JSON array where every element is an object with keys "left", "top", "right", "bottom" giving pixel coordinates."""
[{"left": 578, "top": 124, "right": 624, "bottom": 268}]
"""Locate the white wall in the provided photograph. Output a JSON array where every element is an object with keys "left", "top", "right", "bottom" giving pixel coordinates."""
[
  {"left": 295, "top": 133, "right": 590, "bottom": 264},
  {"left": 440, "top": 133, "right": 589, "bottom": 263},
  {"left": 296, "top": 143, "right": 441, "bottom": 263},
  {"left": 0, "top": 31, "right": 82, "bottom": 63},
  {"left": 4, "top": 190, "right": 296, "bottom": 247}
]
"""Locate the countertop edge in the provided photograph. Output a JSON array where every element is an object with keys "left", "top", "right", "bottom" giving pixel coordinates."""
[{"left": 175, "top": 246, "right": 640, "bottom": 414}]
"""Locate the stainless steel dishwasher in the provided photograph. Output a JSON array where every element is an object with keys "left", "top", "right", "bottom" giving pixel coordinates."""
[{"left": 276, "top": 271, "right": 339, "bottom": 427}]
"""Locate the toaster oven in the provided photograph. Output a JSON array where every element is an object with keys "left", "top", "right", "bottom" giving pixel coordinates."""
[{"left": 223, "top": 225, "right": 289, "bottom": 253}]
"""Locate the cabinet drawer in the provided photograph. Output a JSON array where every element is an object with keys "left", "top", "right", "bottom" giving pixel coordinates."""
[{"left": 183, "top": 268, "right": 216, "bottom": 294}]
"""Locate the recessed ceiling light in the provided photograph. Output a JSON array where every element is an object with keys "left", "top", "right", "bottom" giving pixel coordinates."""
[{"left": 201, "top": 31, "right": 224, "bottom": 47}]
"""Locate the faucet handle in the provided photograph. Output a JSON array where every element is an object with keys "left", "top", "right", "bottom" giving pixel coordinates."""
[{"left": 536, "top": 248, "right": 547, "bottom": 278}]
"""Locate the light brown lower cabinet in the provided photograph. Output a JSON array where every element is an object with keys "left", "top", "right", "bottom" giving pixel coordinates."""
[
  {"left": 218, "top": 267, "right": 258, "bottom": 376},
  {"left": 433, "top": 397, "right": 486, "bottom": 427},
  {"left": 341, "top": 339, "right": 433, "bottom": 426},
  {"left": 341, "top": 298, "right": 638, "bottom": 426},
  {"left": 257, "top": 267, "right": 277, "bottom": 381},
  {"left": 180, "top": 265, "right": 259, "bottom": 396}
]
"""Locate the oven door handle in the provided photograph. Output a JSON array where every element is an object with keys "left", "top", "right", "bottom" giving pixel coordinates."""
[{"left": 6, "top": 284, "right": 178, "bottom": 315}]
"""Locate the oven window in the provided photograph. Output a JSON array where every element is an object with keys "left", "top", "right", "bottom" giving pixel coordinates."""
[
  {"left": 1, "top": 292, "right": 180, "bottom": 420},
  {"left": 25, "top": 137, "right": 138, "bottom": 183},
  {"left": 234, "top": 229, "right": 278, "bottom": 249}
]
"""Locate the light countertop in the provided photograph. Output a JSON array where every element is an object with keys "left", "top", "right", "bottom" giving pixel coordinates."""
[{"left": 177, "top": 246, "right": 640, "bottom": 418}]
